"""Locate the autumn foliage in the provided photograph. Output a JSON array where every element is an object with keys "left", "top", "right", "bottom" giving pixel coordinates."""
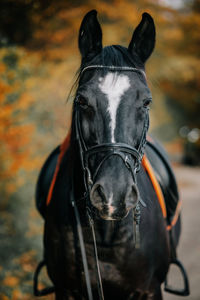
[
  {"left": 0, "top": 0, "right": 199, "bottom": 198},
  {"left": 0, "top": 0, "right": 200, "bottom": 198},
  {"left": 0, "top": 0, "right": 200, "bottom": 298}
]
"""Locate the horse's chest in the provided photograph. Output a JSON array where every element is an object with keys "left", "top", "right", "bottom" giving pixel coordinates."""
[
  {"left": 61, "top": 223, "right": 137, "bottom": 278},
  {"left": 84, "top": 222, "right": 146, "bottom": 284}
]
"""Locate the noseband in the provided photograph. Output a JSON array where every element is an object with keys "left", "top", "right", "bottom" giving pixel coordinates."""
[{"left": 72, "top": 65, "right": 149, "bottom": 300}]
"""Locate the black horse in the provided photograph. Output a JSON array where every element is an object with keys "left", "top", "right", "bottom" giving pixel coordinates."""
[{"left": 34, "top": 10, "right": 189, "bottom": 300}]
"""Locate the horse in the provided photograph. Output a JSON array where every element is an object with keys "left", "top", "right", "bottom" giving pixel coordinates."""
[{"left": 34, "top": 10, "right": 189, "bottom": 300}]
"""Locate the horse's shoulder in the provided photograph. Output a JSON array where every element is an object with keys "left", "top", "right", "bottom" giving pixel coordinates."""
[{"left": 36, "top": 146, "right": 60, "bottom": 217}]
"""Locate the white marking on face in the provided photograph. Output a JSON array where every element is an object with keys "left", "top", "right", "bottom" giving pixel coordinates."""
[
  {"left": 108, "top": 206, "right": 115, "bottom": 216},
  {"left": 98, "top": 72, "right": 130, "bottom": 142},
  {"left": 107, "top": 193, "right": 115, "bottom": 216},
  {"left": 108, "top": 193, "right": 113, "bottom": 206}
]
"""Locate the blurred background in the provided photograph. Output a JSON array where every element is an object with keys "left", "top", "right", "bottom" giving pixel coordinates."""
[{"left": 0, "top": 0, "right": 199, "bottom": 299}]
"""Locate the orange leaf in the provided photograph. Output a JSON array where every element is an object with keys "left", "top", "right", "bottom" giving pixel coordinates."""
[{"left": 3, "top": 276, "right": 19, "bottom": 287}]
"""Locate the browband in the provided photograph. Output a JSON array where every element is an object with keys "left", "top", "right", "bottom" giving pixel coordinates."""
[{"left": 81, "top": 65, "right": 146, "bottom": 78}]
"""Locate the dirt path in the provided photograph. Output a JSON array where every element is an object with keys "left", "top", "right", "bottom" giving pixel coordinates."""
[
  {"left": 0, "top": 165, "right": 199, "bottom": 299},
  {"left": 163, "top": 165, "right": 200, "bottom": 300}
]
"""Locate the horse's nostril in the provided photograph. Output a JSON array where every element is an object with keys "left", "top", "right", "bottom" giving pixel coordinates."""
[
  {"left": 97, "top": 185, "right": 106, "bottom": 201},
  {"left": 90, "top": 184, "right": 106, "bottom": 210},
  {"left": 91, "top": 182, "right": 139, "bottom": 220},
  {"left": 126, "top": 185, "right": 139, "bottom": 209},
  {"left": 132, "top": 185, "right": 138, "bottom": 199}
]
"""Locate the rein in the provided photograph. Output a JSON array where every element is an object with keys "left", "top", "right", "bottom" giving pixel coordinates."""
[{"left": 73, "top": 65, "right": 149, "bottom": 300}]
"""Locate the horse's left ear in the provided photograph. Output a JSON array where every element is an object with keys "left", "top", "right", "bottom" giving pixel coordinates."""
[
  {"left": 78, "top": 10, "right": 102, "bottom": 62},
  {"left": 128, "top": 12, "right": 155, "bottom": 64}
]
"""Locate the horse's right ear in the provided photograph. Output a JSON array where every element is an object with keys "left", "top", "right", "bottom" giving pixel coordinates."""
[
  {"left": 78, "top": 10, "right": 102, "bottom": 62},
  {"left": 128, "top": 13, "right": 155, "bottom": 64}
]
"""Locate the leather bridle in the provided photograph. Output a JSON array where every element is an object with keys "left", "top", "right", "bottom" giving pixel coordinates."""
[
  {"left": 71, "top": 65, "right": 149, "bottom": 300},
  {"left": 75, "top": 65, "right": 149, "bottom": 192}
]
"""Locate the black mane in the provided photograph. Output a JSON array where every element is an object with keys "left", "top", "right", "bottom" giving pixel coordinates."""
[
  {"left": 67, "top": 45, "right": 145, "bottom": 100},
  {"left": 81, "top": 45, "right": 144, "bottom": 70}
]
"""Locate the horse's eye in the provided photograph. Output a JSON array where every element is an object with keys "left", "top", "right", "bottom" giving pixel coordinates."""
[
  {"left": 77, "top": 97, "right": 89, "bottom": 109},
  {"left": 143, "top": 98, "right": 152, "bottom": 108}
]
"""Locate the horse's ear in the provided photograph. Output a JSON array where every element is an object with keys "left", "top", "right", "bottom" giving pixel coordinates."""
[
  {"left": 78, "top": 10, "right": 102, "bottom": 62},
  {"left": 128, "top": 12, "right": 155, "bottom": 64}
]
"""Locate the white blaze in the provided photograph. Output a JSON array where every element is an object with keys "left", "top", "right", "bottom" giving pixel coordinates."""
[
  {"left": 98, "top": 72, "right": 130, "bottom": 142},
  {"left": 107, "top": 193, "right": 115, "bottom": 216}
]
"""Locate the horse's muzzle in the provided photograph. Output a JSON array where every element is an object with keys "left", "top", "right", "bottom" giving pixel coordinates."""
[{"left": 90, "top": 183, "right": 138, "bottom": 221}]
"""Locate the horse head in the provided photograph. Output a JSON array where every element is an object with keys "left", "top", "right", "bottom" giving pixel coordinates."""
[{"left": 75, "top": 10, "right": 155, "bottom": 221}]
